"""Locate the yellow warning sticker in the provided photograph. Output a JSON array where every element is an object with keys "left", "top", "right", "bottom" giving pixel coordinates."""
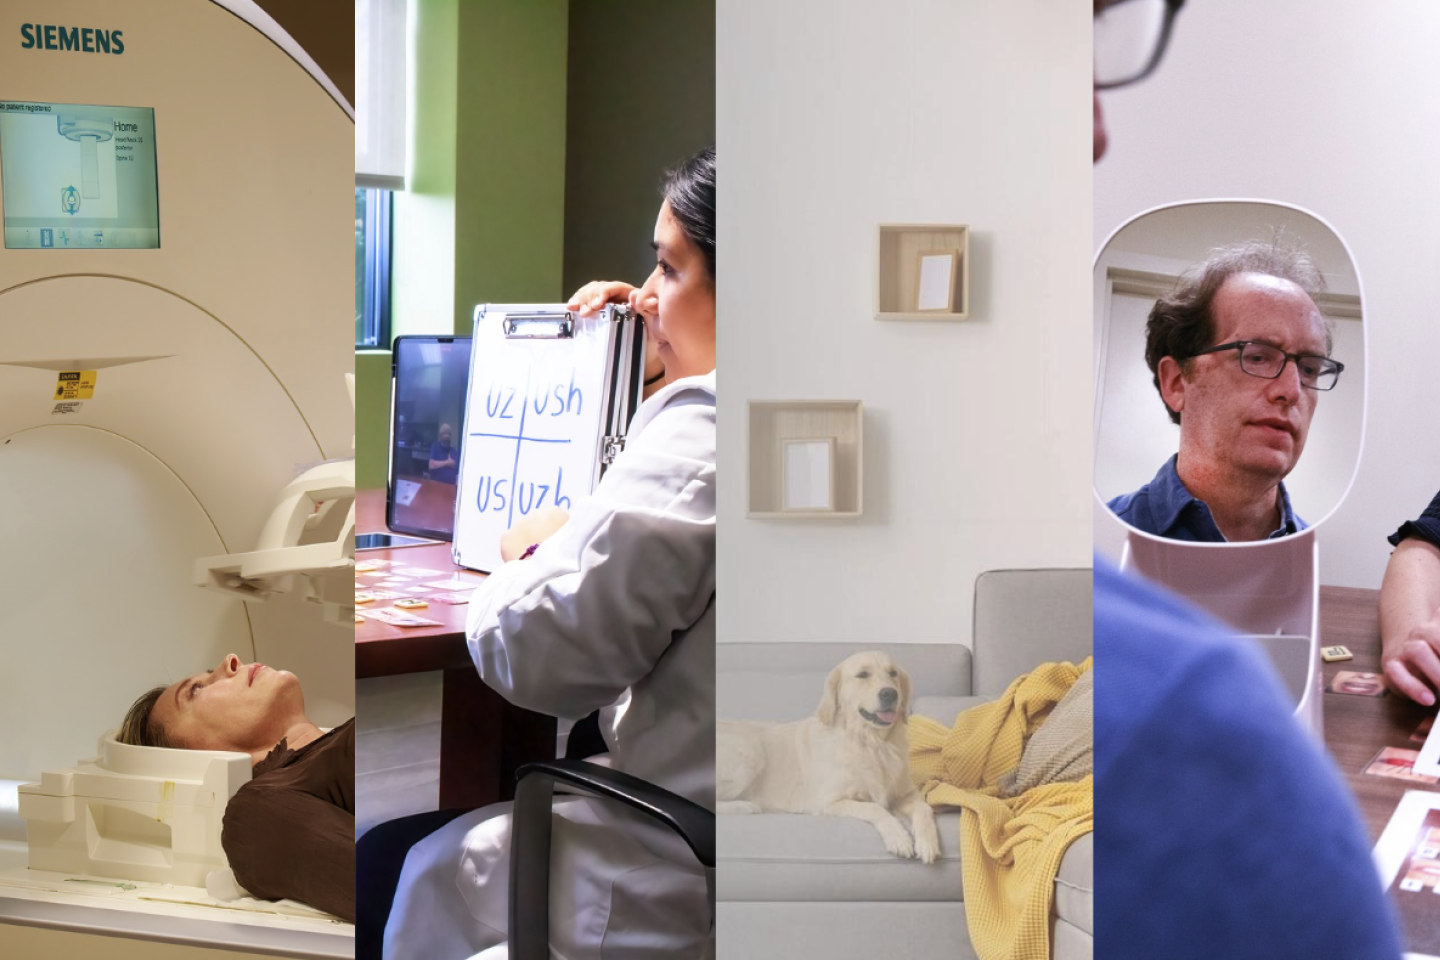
[{"left": 55, "top": 370, "right": 97, "bottom": 400}]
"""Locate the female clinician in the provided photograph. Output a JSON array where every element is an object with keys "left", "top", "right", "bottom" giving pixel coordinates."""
[{"left": 383, "top": 146, "right": 717, "bottom": 960}]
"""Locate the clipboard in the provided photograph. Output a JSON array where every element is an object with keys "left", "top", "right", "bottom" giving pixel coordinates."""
[
  {"left": 452, "top": 303, "right": 644, "bottom": 573},
  {"left": 1413, "top": 710, "right": 1440, "bottom": 779},
  {"left": 1373, "top": 790, "right": 1440, "bottom": 958}
]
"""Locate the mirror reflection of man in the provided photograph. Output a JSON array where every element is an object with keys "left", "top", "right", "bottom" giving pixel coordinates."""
[
  {"left": 428, "top": 423, "right": 458, "bottom": 485},
  {"left": 1106, "top": 243, "right": 1344, "bottom": 542}
]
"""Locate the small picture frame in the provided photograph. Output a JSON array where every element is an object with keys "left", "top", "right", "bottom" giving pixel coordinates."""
[
  {"left": 781, "top": 438, "right": 836, "bottom": 512},
  {"left": 914, "top": 250, "right": 959, "bottom": 313}
]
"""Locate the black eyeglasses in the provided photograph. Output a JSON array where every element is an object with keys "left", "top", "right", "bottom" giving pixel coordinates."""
[
  {"left": 1186, "top": 340, "right": 1345, "bottom": 391},
  {"left": 1095, "top": 0, "right": 1187, "bottom": 90}
]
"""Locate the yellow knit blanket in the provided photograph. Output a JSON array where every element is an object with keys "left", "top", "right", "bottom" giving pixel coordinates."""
[{"left": 909, "top": 659, "right": 1094, "bottom": 960}]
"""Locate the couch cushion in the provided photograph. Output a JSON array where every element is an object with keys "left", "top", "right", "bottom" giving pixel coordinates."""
[
  {"left": 717, "top": 811, "right": 965, "bottom": 902},
  {"left": 972, "top": 569, "right": 1093, "bottom": 698},
  {"left": 717, "top": 901, "right": 976, "bottom": 960},
  {"left": 718, "top": 810, "right": 1093, "bottom": 935},
  {"left": 719, "top": 643, "right": 972, "bottom": 722},
  {"left": 1055, "top": 832, "right": 1093, "bottom": 935},
  {"left": 911, "top": 695, "right": 990, "bottom": 725}
]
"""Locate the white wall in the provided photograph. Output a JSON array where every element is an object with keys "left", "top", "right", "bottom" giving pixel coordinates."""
[
  {"left": 717, "top": 0, "right": 1094, "bottom": 644},
  {"left": 1095, "top": 0, "right": 1440, "bottom": 589}
]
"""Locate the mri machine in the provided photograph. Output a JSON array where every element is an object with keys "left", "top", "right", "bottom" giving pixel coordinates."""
[{"left": 0, "top": 1, "right": 354, "bottom": 956}]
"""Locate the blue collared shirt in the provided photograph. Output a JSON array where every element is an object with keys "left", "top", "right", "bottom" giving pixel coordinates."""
[{"left": 1107, "top": 455, "right": 1306, "bottom": 542}]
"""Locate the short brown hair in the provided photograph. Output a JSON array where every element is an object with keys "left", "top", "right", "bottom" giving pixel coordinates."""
[
  {"left": 117, "top": 685, "right": 178, "bottom": 749},
  {"left": 1144, "top": 237, "right": 1329, "bottom": 425}
]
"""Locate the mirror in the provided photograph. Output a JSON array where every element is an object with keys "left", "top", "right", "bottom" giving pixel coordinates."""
[{"left": 1094, "top": 200, "right": 1365, "bottom": 542}]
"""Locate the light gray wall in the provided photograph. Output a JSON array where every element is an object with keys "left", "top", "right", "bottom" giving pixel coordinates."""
[
  {"left": 717, "top": 0, "right": 1094, "bottom": 644},
  {"left": 1095, "top": 0, "right": 1440, "bottom": 588}
]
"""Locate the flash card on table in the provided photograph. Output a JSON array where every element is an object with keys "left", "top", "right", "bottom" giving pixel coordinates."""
[
  {"left": 1331, "top": 671, "right": 1387, "bottom": 697},
  {"left": 398, "top": 568, "right": 448, "bottom": 579},
  {"left": 1374, "top": 791, "right": 1440, "bottom": 959},
  {"left": 1413, "top": 711, "right": 1440, "bottom": 779},
  {"left": 1367, "top": 747, "right": 1440, "bottom": 785},
  {"left": 355, "top": 560, "right": 395, "bottom": 573},
  {"left": 357, "top": 608, "right": 442, "bottom": 627},
  {"left": 427, "top": 592, "right": 472, "bottom": 605},
  {"left": 393, "top": 598, "right": 429, "bottom": 610},
  {"left": 1321, "top": 645, "right": 1353, "bottom": 662},
  {"left": 426, "top": 578, "right": 483, "bottom": 592},
  {"left": 354, "top": 608, "right": 393, "bottom": 622}
]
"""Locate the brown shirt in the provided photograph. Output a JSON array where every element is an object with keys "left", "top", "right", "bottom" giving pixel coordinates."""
[{"left": 220, "top": 719, "right": 355, "bottom": 922}]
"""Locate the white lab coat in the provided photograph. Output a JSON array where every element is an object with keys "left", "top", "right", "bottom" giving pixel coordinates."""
[{"left": 384, "top": 372, "right": 716, "bottom": 960}]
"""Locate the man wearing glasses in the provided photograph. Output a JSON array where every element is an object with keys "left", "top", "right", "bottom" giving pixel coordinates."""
[{"left": 1105, "top": 241, "right": 1343, "bottom": 541}]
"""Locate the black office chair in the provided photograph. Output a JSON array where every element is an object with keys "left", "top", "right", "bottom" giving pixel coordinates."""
[
  {"left": 357, "top": 712, "right": 714, "bottom": 960},
  {"left": 508, "top": 759, "right": 716, "bottom": 960}
]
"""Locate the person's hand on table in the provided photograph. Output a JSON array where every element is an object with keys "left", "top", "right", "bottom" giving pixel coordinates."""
[
  {"left": 500, "top": 507, "right": 571, "bottom": 563},
  {"left": 1382, "top": 605, "right": 1440, "bottom": 705}
]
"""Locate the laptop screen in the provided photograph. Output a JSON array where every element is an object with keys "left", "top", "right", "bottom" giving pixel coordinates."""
[{"left": 388, "top": 335, "right": 473, "bottom": 541}]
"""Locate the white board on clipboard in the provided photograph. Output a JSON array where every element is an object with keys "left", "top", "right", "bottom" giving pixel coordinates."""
[
  {"left": 452, "top": 303, "right": 644, "bottom": 573},
  {"left": 1412, "top": 710, "right": 1440, "bottom": 779}
]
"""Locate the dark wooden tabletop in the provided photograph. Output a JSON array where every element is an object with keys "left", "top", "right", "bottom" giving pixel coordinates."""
[
  {"left": 1321, "top": 585, "right": 1439, "bottom": 842},
  {"left": 355, "top": 488, "right": 556, "bottom": 809},
  {"left": 353, "top": 495, "right": 484, "bottom": 679}
]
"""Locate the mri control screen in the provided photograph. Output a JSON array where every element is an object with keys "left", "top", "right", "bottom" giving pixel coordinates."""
[{"left": 0, "top": 100, "right": 160, "bottom": 249}]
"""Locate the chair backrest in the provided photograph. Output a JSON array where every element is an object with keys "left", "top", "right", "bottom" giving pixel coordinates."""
[{"left": 972, "top": 568, "right": 1093, "bottom": 698}]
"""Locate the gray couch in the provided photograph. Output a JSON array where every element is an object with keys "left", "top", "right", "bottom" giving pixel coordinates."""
[{"left": 716, "top": 568, "right": 1093, "bottom": 960}]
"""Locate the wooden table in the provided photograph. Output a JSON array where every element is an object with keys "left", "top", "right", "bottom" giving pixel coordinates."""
[
  {"left": 388, "top": 476, "right": 459, "bottom": 537},
  {"left": 1320, "top": 585, "right": 1439, "bottom": 842},
  {"left": 355, "top": 489, "right": 556, "bottom": 810}
]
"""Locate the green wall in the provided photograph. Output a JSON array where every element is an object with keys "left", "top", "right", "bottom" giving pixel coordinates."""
[
  {"left": 356, "top": 351, "right": 392, "bottom": 489},
  {"left": 453, "top": 0, "right": 570, "bottom": 322},
  {"left": 391, "top": 0, "right": 458, "bottom": 342}
]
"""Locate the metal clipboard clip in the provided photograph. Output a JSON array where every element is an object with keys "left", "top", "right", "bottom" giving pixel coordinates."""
[
  {"left": 504, "top": 313, "right": 575, "bottom": 339},
  {"left": 600, "top": 435, "right": 626, "bottom": 466}
]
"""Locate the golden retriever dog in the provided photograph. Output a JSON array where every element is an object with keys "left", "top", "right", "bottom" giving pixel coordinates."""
[{"left": 717, "top": 651, "right": 940, "bottom": 863}]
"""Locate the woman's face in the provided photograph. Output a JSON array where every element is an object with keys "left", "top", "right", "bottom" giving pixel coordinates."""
[
  {"left": 149, "top": 654, "right": 306, "bottom": 753},
  {"left": 633, "top": 200, "right": 715, "bottom": 383}
]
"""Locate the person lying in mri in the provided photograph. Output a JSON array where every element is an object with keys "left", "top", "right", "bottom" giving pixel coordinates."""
[{"left": 117, "top": 653, "right": 355, "bottom": 922}]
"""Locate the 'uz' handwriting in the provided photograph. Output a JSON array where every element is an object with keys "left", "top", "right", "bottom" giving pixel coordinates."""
[{"left": 471, "top": 367, "right": 583, "bottom": 528}]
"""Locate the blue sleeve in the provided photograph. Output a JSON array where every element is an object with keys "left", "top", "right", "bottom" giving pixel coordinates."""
[
  {"left": 1095, "top": 561, "right": 1402, "bottom": 960},
  {"left": 1389, "top": 489, "right": 1440, "bottom": 548}
]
